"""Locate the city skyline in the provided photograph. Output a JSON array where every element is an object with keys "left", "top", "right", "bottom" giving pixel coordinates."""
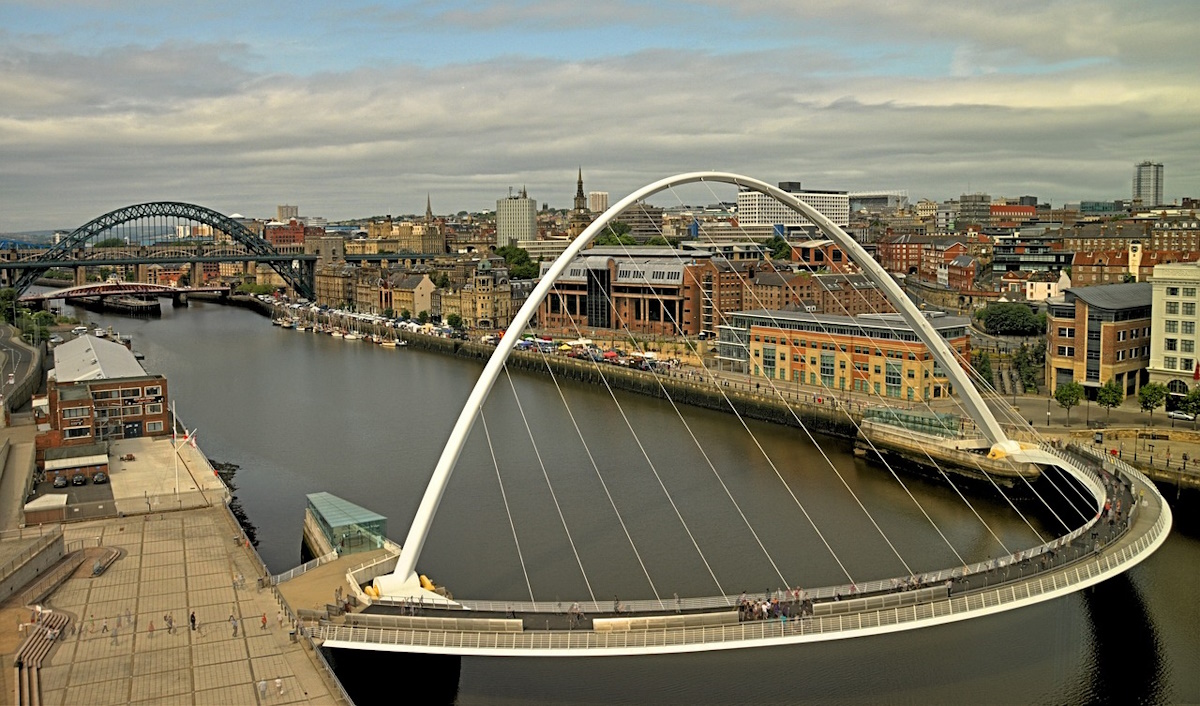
[{"left": 1, "top": 0, "right": 1197, "bottom": 232}]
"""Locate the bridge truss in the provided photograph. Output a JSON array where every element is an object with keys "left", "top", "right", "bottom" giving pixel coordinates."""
[{"left": 10, "top": 202, "right": 313, "bottom": 299}]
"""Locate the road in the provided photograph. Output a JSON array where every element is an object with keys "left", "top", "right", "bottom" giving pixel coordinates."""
[{"left": 0, "top": 324, "right": 37, "bottom": 411}]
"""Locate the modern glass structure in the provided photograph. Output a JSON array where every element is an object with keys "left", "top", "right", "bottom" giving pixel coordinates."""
[{"left": 307, "top": 492, "right": 388, "bottom": 555}]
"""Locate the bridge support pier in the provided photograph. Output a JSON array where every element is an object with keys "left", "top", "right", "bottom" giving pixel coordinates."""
[
  {"left": 136, "top": 263, "right": 150, "bottom": 284},
  {"left": 190, "top": 262, "right": 203, "bottom": 287},
  {"left": 75, "top": 266, "right": 87, "bottom": 287}
]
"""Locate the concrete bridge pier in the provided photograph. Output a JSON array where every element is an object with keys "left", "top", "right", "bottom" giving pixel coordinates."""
[
  {"left": 74, "top": 265, "right": 87, "bottom": 286},
  {"left": 135, "top": 263, "right": 150, "bottom": 284},
  {"left": 190, "top": 261, "right": 203, "bottom": 286}
]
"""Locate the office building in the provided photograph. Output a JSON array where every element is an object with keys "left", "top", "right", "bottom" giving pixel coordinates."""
[
  {"left": 277, "top": 204, "right": 299, "bottom": 221},
  {"left": 1133, "top": 161, "right": 1164, "bottom": 207},
  {"left": 736, "top": 183, "right": 849, "bottom": 230},
  {"left": 1045, "top": 283, "right": 1152, "bottom": 396},
  {"left": 496, "top": 188, "right": 537, "bottom": 248},
  {"left": 588, "top": 192, "right": 609, "bottom": 214},
  {"left": 1147, "top": 262, "right": 1200, "bottom": 393}
]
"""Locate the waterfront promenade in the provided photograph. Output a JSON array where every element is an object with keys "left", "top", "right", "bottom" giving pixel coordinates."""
[{"left": 6, "top": 505, "right": 349, "bottom": 705}]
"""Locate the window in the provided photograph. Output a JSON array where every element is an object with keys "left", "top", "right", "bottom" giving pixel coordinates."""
[
  {"left": 92, "top": 389, "right": 118, "bottom": 400},
  {"left": 1185, "top": 303, "right": 1196, "bottom": 316},
  {"left": 146, "top": 421, "right": 164, "bottom": 433},
  {"left": 1166, "top": 339, "right": 1178, "bottom": 351},
  {"left": 1057, "top": 346, "right": 1075, "bottom": 356},
  {"left": 1185, "top": 287, "right": 1197, "bottom": 297},
  {"left": 1183, "top": 358, "right": 1195, "bottom": 373},
  {"left": 1167, "top": 287, "right": 1180, "bottom": 296},
  {"left": 1165, "top": 356, "right": 1177, "bottom": 369},
  {"left": 1167, "top": 302, "right": 1180, "bottom": 314},
  {"left": 1184, "top": 322, "right": 1196, "bottom": 335},
  {"left": 144, "top": 385, "right": 162, "bottom": 397},
  {"left": 1118, "top": 330, "right": 1127, "bottom": 341},
  {"left": 61, "top": 407, "right": 89, "bottom": 419},
  {"left": 64, "top": 428, "right": 90, "bottom": 439},
  {"left": 120, "top": 387, "right": 141, "bottom": 399},
  {"left": 1166, "top": 321, "right": 1179, "bottom": 333},
  {"left": 146, "top": 403, "right": 163, "bottom": 415},
  {"left": 1183, "top": 340, "right": 1195, "bottom": 353},
  {"left": 122, "top": 405, "right": 142, "bottom": 417},
  {"left": 1057, "top": 327, "right": 1074, "bottom": 338}
]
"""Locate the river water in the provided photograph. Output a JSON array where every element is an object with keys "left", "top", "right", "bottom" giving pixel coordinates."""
[{"left": 64, "top": 299, "right": 1200, "bottom": 704}]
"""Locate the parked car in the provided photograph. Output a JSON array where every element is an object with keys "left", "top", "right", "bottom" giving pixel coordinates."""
[
  {"left": 52, "top": 475, "right": 68, "bottom": 488},
  {"left": 1167, "top": 410, "right": 1196, "bottom": 421},
  {"left": 71, "top": 474, "right": 87, "bottom": 486},
  {"left": 92, "top": 471, "right": 108, "bottom": 484}
]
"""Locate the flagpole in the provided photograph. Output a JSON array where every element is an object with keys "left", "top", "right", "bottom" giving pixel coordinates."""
[{"left": 172, "top": 401, "right": 179, "bottom": 495}]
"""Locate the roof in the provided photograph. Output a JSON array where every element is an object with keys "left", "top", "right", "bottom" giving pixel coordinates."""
[
  {"left": 52, "top": 335, "right": 148, "bottom": 383},
  {"left": 306, "top": 492, "right": 386, "bottom": 528},
  {"left": 1065, "top": 282, "right": 1152, "bottom": 310}
]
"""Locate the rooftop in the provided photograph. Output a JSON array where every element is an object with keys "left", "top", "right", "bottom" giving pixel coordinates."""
[
  {"left": 1065, "top": 282, "right": 1152, "bottom": 310},
  {"left": 51, "top": 335, "right": 149, "bottom": 383}
]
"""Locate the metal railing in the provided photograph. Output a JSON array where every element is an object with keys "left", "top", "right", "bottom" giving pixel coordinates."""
[
  {"left": 272, "top": 550, "right": 339, "bottom": 585},
  {"left": 0, "top": 527, "right": 62, "bottom": 585}
]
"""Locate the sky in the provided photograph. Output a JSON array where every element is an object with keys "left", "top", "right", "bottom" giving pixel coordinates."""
[{"left": 1, "top": 0, "right": 1197, "bottom": 232}]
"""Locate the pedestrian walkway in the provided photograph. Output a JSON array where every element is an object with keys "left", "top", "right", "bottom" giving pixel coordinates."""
[{"left": 26, "top": 506, "right": 347, "bottom": 705}]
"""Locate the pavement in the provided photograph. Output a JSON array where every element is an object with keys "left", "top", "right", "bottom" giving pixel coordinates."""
[{"left": 25, "top": 506, "right": 347, "bottom": 706}]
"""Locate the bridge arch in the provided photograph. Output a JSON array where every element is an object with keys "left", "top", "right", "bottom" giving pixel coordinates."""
[
  {"left": 381, "top": 172, "right": 1021, "bottom": 593},
  {"left": 12, "top": 201, "right": 311, "bottom": 298}
]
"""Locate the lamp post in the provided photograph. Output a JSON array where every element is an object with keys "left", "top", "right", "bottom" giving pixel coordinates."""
[{"left": 1047, "top": 398, "right": 1052, "bottom": 427}]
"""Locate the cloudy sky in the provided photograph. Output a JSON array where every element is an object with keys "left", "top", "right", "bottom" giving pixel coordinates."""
[{"left": 1, "top": 0, "right": 1197, "bottom": 232}]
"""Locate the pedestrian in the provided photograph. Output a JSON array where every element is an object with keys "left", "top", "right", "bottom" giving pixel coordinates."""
[
  {"left": 261, "top": 613, "right": 267, "bottom": 631},
  {"left": 231, "top": 616, "right": 238, "bottom": 637},
  {"left": 149, "top": 620, "right": 155, "bottom": 638},
  {"left": 277, "top": 610, "right": 284, "bottom": 629},
  {"left": 257, "top": 680, "right": 267, "bottom": 700},
  {"left": 101, "top": 618, "right": 109, "bottom": 634},
  {"left": 189, "top": 611, "right": 196, "bottom": 631},
  {"left": 276, "top": 677, "right": 283, "bottom": 695}
]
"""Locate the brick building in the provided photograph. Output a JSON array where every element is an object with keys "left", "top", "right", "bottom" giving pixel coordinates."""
[{"left": 1045, "top": 283, "right": 1152, "bottom": 396}]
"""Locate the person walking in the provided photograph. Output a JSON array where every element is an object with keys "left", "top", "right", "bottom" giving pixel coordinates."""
[
  {"left": 189, "top": 611, "right": 196, "bottom": 631},
  {"left": 277, "top": 610, "right": 284, "bottom": 629},
  {"left": 257, "top": 680, "right": 267, "bottom": 700},
  {"left": 149, "top": 620, "right": 155, "bottom": 638},
  {"left": 261, "top": 613, "right": 267, "bottom": 631},
  {"left": 275, "top": 677, "right": 284, "bottom": 695},
  {"left": 101, "top": 618, "right": 108, "bottom": 634}
]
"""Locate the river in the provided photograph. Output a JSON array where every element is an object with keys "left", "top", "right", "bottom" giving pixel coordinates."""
[{"left": 61, "top": 299, "right": 1200, "bottom": 704}]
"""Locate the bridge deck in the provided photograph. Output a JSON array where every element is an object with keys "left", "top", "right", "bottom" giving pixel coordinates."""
[{"left": 307, "top": 445, "right": 1170, "bottom": 656}]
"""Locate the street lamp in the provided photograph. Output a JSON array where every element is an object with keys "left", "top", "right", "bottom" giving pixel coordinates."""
[{"left": 1047, "top": 398, "right": 1052, "bottom": 427}]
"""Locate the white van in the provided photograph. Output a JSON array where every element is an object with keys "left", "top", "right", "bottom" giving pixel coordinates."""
[{"left": 71, "top": 326, "right": 88, "bottom": 336}]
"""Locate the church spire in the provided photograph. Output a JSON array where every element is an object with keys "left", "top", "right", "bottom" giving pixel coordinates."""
[
  {"left": 573, "top": 167, "right": 588, "bottom": 212},
  {"left": 425, "top": 193, "right": 433, "bottom": 224}
]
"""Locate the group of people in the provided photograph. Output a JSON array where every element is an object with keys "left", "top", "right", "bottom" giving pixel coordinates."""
[{"left": 736, "top": 589, "right": 814, "bottom": 622}]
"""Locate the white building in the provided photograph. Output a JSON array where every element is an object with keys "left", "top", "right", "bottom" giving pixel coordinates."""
[
  {"left": 1133, "top": 161, "right": 1164, "bottom": 207},
  {"left": 735, "top": 182, "right": 849, "bottom": 229},
  {"left": 1147, "top": 261, "right": 1200, "bottom": 393},
  {"left": 496, "top": 188, "right": 537, "bottom": 248},
  {"left": 588, "top": 191, "right": 609, "bottom": 213}
]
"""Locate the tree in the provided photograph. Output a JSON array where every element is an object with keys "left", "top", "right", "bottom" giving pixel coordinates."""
[
  {"left": 765, "top": 235, "right": 791, "bottom": 260},
  {"left": 971, "top": 351, "right": 994, "bottom": 388},
  {"left": 977, "top": 302, "right": 1045, "bottom": 336},
  {"left": 446, "top": 313, "right": 463, "bottom": 330},
  {"left": 1139, "top": 382, "right": 1168, "bottom": 423},
  {"left": 0, "top": 288, "right": 17, "bottom": 324},
  {"left": 645, "top": 236, "right": 677, "bottom": 247},
  {"left": 417, "top": 311, "right": 429, "bottom": 325},
  {"left": 382, "top": 308, "right": 395, "bottom": 319},
  {"left": 1054, "top": 381, "right": 1085, "bottom": 426},
  {"left": 593, "top": 232, "right": 636, "bottom": 247},
  {"left": 1095, "top": 378, "right": 1124, "bottom": 421},
  {"left": 495, "top": 245, "right": 540, "bottom": 279},
  {"left": 400, "top": 309, "right": 411, "bottom": 321},
  {"left": 1183, "top": 386, "right": 1200, "bottom": 417},
  {"left": 434, "top": 273, "right": 451, "bottom": 289},
  {"left": 92, "top": 237, "right": 126, "bottom": 248}
]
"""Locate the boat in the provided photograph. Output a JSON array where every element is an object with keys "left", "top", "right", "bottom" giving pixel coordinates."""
[{"left": 381, "top": 338, "right": 397, "bottom": 349}]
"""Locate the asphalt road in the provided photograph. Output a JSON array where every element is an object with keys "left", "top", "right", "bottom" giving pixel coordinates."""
[{"left": 0, "top": 324, "right": 37, "bottom": 408}]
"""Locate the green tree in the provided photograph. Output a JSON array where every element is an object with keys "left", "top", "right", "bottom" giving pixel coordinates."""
[
  {"left": 765, "top": 235, "right": 791, "bottom": 260},
  {"left": 1054, "top": 381, "right": 1085, "bottom": 426},
  {"left": 0, "top": 288, "right": 17, "bottom": 324},
  {"left": 1139, "top": 382, "right": 1168, "bottom": 423},
  {"left": 978, "top": 302, "right": 1045, "bottom": 336},
  {"left": 495, "top": 245, "right": 540, "bottom": 279},
  {"left": 645, "top": 236, "right": 675, "bottom": 247},
  {"left": 434, "top": 273, "right": 451, "bottom": 288},
  {"left": 971, "top": 351, "right": 994, "bottom": 388},
  {"left": 1183, "top": 386, "right": 1200, "bottom": 417},
  {"left": 417, "top": 310, "right": 429, "bottom": 325},
  {"left": 382, "top": 308, "right": 395, "bottom": 319},
  {"left": 593, "top": 232, "right": 637, "bottom": 247},
  {"left": 1095, "top": 378, "right": 1124, "bottom": 421},
  {"left": 92, "top": 237, "right": 126, "bottom": 248},
  {"left": 446, "top": 313, "right": 463, "bottom": 330},
  {"left": 400, "top": 309, "right": 411, "bottom": 320}
]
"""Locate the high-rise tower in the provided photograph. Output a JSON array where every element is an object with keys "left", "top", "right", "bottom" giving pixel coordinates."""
[{"left": 1133, "top": 161, "right": 1164, "bottom": 207}]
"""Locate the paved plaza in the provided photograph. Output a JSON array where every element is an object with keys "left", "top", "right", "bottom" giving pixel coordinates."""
[{"left": 31, "top": 507, "right": 346, "bottom": 705}]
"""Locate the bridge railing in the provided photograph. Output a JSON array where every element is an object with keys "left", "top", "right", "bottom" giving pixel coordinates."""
[
  {"left": 314, "top": 493, "right": 1170, "bottom": 653},
  {"left": 271, "top": 549, "right": 340, "bottom": 585}
]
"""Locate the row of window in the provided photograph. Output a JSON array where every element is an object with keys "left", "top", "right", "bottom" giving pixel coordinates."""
[
  {"left": 1164, "top": 287, "right": 1198, "bottom": 297},
  {"left": 1163, "top": 357, "right": 1196, "bottom": 372},
  {"left": 63, "top": 403, "right": 163, "bottom": 419},
  {"left": 63, "top": 421, "right": 166, "bottom": 440},
  {"left": 1163, "top": 338, "right": 1196, "bottom": 353},
  {"left": 1164, "top": 320, "right": 1197, "bottom": 334},
  {"left": 92, "top": 385, "right": 163, "bottom": 400},
  {"left": 752, "top": 336, "right": 929, "bottom": 361}
]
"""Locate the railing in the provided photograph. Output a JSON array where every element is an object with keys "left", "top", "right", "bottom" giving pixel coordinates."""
[
  {"left": 272, "top": 549, "right": 339, "bottom": 585},
  {"left": 0, "top": 527, "right": 62, "bottom": 585}
]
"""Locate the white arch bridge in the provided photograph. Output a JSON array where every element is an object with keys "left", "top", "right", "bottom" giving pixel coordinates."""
[{"left": 305, "top": 172, "right": 1172, "bottom": 657}]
